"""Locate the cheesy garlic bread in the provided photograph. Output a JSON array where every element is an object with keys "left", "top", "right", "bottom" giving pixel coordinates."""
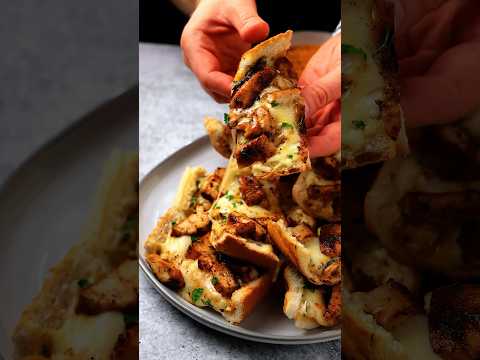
[
  {"left": 227, "top": 30, "right": 310, "bottom": 179},
  {"left": 342, "top": 0, "right": 407, "bottom": 168},
  {"left": 144, "top": 166, "right": 274, "bottom": 324},
  {"left": 13, "top": 153, "right": 139, "bottom": 360}
]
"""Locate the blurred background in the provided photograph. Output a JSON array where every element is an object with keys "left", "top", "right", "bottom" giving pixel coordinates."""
[{"left": 140, "top": 0, "right": 340, "bottom": 44}]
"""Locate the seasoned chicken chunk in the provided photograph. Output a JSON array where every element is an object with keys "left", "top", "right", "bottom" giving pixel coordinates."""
[
  {"left": 235, "top": 134, "right": 276, "bottom": 167},
  {"left": 226, "top": 213, "right": 266, "bottom": 241},
  {"left": 185, "top": 234, "right": 239, "bottom": 297},
  {"left": 77, "top": 260, "right": 138, "bottom": 315},
  {"left": 145, "top": 254, "right": 185, "bottom": 289},
  {"left": 200, "top": 167, "right": 225, "bottom": 201},
  {"left": 171, "top": 211, "right": 210, "bottom": 236},
  {"left": 230, "top": 68, "right": 276, "bottom": 109},
  {"left": 238, "top": 175, "right": 266, "bottom": 206}
]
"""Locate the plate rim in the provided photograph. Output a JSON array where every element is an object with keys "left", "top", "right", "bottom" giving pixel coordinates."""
[{"left": 139, "top": 135, "right": 341, "bottom": 345}]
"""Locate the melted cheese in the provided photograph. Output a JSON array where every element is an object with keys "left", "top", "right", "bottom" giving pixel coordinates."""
[
  {"left": 391, "top": 315, "right": 441, "bottom": 360},
  {"left": 250, "top": 102, "right": 302, "bottom": 176},
  {"left": 52, "top": 312, "right": 124, "bottom": 359},
  {"left": 160, "top": 235, "right": 191, "bottom": 263},
  {"left": 214, "top": 180, "right": 273, "bottom": 219},
  {"left": 178, "top": 259, "right": 230, "bottom": 312},
  {"left": 342, "top": 0, "right": 388, "bottom": 154}
]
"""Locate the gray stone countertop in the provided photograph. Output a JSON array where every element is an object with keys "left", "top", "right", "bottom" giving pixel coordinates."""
[{"left": 139, "top": 43, "right": 340, "bottom": 360}]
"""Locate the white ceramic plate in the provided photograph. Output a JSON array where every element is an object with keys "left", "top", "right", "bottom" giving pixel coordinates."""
[
  {"left": 0, "top": 89, "right": 137, "bottom": 358},
  {"left": 139, "top": 136, "right": 341, "bottom": 344}
]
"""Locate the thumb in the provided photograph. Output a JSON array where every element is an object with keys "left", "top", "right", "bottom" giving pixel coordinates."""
[{"left": 227, "top": 0, "right": 269, "bottom": 43}]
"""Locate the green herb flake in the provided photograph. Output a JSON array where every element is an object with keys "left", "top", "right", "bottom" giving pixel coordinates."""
[
  {"left": 202, "top": 299, "right": 212, "bottom": 307},
  {"left": 342, "top": 44, "right": 367, "bottom": 61},
  {"left": 211, "top": 276, "right": 219, "bottom": 285},
  {"left": 78, "top": 278, "right": 89, "bottom": 288},
  {"left": 270, "top": 100, "right": 279, "bottom": 107},
  {"left": 192, "top": 288, "right": 204, "bottom": 303},
  {"left": 352, "top": 120, "right": 366, "bottom": 130},
  {"left": 281, "top": 122, "right": 293, "bottom": 129},
  {"left": 190, "top": 196, "right": 197, "bottom": 207},
  {"left": 226, "top": 194, "right": 234, "bottom": 201},
  {"left": 223, "top": 113, "right": 230, "bottom": 124},
  {"left": 287, "top": 154, "right": 294, "bottom": 159},
  {"left": 171, "top": 221, "right": 177, "bottom": 225},
  {"left": 191, "top": 235, "right": 199, "bottom": 242},
  {"left": 123, "top": 311, "right": 138, "bottom": 327}
]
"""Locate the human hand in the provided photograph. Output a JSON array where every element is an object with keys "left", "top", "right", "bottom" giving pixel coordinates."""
[
  {"left": 395, "top": 0, "right": 480, "bottom": 127},
  {"left": 299, "top": 33, "right": 341, "bottom": 158},
  {"left": 181, "top": 0, "right": 269, "bottom": 102}
]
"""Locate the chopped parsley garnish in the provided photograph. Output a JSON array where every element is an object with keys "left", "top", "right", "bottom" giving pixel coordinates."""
[
  {"left": 223, "top": 113, "right": 230, "bottom": 124},
  {"left": 287, "top": 154, "right": 294, "bottom": 159},
  {"left": 270, "top": 100, "right": 279, "bottom": 107},
  {"left": 78, "top": 278, "right": 89, "bottom": 288},
  {"left": 226, "top": 194, "right": 234, "bottom": 201},
  {"left": 352, "top": 120, "right": 366, "bottom": 130},
  {"left": 214, "top": 204, "right": 220, "bottom": 209},
  {"left": 171, "top": 221, "right": 176, "bottom": 225},
  {"left": 190, "top": 196, "right": 197, "bottom": 207},
  {"left": 202, "top": 299, "right": 212, "bottom": 307},
  {"left": 281, "top": 122, "right": 293, "bottom": 129},
  {"left": 342, "top": 44, "right": 367, "bottom": 61},
  {"left": 191, "top": 235, "right": 199, "bottom": 242},
  {"left": 123, "top": 311, "right": 138, "bottom": 327},
  {"left": 211, "top": 276, "right": 219, "bottom": 285},
  {"left": 191, "top": 288, "right": 204, "bottom": 303}
]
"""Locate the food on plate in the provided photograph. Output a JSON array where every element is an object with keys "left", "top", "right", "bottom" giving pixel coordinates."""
[
  {"left": 203, "top": 116, "right": 233, "bottom": 159},
  {"left": 292, "top": 153, "right": 341, "bottom": 221},
  {"left": 227, "top": 30, "right": 310, "bottom": 178},
  {"left": 13, "top": 152, "right": 139, "bottom": 360},
  {"left": 341, "top": 0, "right": 407, "bottom": 168},
  {"left": 364, "top": 155, "right": 480, "bottom": 278},
  {"left": 283, "top": 266, "right": 341, "bottom": 330},
  {"left": 268, "top": 220, "right": 340, "bottom": 285},
  {"left": 427, "top": 284, "right": 480, "bottom": 360},
  {"left": 144, "top": 166, "right": 274, "bottom": 324},
  {"left": 208, "top": 158, "right": 281, "bottom": 270},
  {"left": 145, "top": 31, "right": 341, "bottom": 332}
]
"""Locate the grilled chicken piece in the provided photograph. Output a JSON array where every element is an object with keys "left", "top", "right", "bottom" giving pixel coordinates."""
[
  {"left": 325, "top": 284, "right": 342, "bottom": 325},
  {"left": 312, "top": 155, "right": 341, "bottom": 181},
  {"left": 147, "top": 255, "right": 185, "bottom": 290},
  {"left": 186, "top": 234, "right": 239, "bottom": 298},
  {"left": 111, "top": 325, "right": 139, "bottom": 360},
  {"left": 235, "top": 134, "right": 276, "bottom": 167},
  {"left": 359, "top": 280, "right": 418, "bottom": 331},
  {"left": 254, "top": 106, "right": 276, "bottom": 134},
  {"left": 274, "top": 57, "right": 297, "bottom": 80},
  {"left": 77, "top": 260, "right": 138, "bottom": 315},
  {"left": 237, "top": 119, "right": 264, "bottom": 140},
  {"left": 318, "top": 223, "right": 341, "bottom": 258},
  {"left": 171, "top": 211, "right": 210, "bottom": 236},
  {"left": 428, "top": 284, "right": 480, "bottom": 360},
  {"left": 226, "top": 213, "right": 266, "bottom": 241},
  {"left": 289, "top": 224, "right": 315, "bottom": 243},
  {"left": 238, "top": 175, "right": 266, "bottom": 206},
  {"left": 230, "top": 67, "right": 276, "bottom": 109},
  {"left": 200, "top": 167, "right": 225, "bottom": 201}
]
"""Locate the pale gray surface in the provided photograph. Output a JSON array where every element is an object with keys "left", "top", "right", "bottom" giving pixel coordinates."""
[
  {"left": 0, "top": 0, "right": 137, "bottom": 185},
  {"left": 139, "top": 43, "right": 340, "bottom": 359}
]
